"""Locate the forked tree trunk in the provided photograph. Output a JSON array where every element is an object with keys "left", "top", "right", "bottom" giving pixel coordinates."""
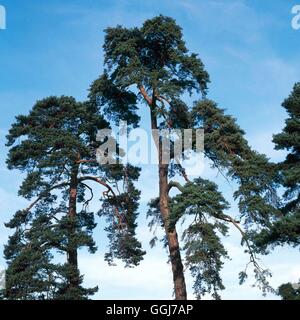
[{"left": 67, "top": 165, "right": 80, "bottom": 289}]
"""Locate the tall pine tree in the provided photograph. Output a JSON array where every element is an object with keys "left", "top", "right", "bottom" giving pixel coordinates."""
[
  {"left": 254, "top": 83, "right": 300, "bottom": 299},
  {"left": 90, "top": 15, "right": 279, "bottom": 299},
  {"left": 2, "top": 96, "right": 144, "bottom": 300}
]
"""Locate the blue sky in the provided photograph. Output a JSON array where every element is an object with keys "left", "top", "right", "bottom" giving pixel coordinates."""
[{"left": 0, "top": 0, "right": 300, "bottom": 300}]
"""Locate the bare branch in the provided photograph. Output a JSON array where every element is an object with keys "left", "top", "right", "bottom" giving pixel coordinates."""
[
  {"left": 78, "top": 176, "right": 116, "bottom": 197},
  {"left": 212, "top": 211, "right": 270, "bottom": 286},
  {"left": 79, "top": 182, "right": 94, "bottom": 212},
  {"left": 176, "top": 162, "right": 191, "bottom": 183},
  {"left": 78, "top": 176, "right": 126, "bottom": 230},
  {"left": 76, "top": 159, "right": 98, "bottom": 164}
]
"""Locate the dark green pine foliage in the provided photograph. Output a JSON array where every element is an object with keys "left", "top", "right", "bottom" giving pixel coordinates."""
[
  {"left": 90, "top": 15, "right": 279, "bottom": 299},
  {"left": 278, "top": 282, "right": 300, "bottom": 300},
  {"left": 253, "top": 83, "right": 300, "bottom": 299},
  {"left": 99, "top": 164, "right": 145, "bottom": 267},
  {"left": 2, "top": 96, "right": 144, "bottom": 300},
  {"left": 169, "top": 178, "right": 230, "bottom": 300}
]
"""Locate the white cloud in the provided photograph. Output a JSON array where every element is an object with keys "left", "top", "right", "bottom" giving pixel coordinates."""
[
  {"left": 79, "top": 253, "right": 174, "bottom": 300},
  {"left": 79, "top": 234, "right": 300, "bottom": 300}
]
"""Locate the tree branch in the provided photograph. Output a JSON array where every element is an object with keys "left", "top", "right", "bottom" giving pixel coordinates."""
[
  {"left": 156, "top": 95, "right": 171, "bottom": 105},
  {"left": 168, "top": 180, "right": 184, "bottom": 193},
  {"left": 20, "top": 182, "right": 70, "bottom": 217},
  {"left": 211, "top": 211, "right": 271, "bottom": 287},
  {"left": 78, "top": 176, "right": 126, "bottom": 229},
  {"left": 78, "top": 176, "right": 116, "bottom": 197},
  {"left": 76, "top": 159, "right": 98, "bottom": 164},
  {"left": 176, "top": 162, "right": 191, "bottom": 183},
  {"left": 79, "top": 182, "right": 94, "bottom": 212},
  {"left": 138, "top": 85, "right": 153, "bottom": 106}
]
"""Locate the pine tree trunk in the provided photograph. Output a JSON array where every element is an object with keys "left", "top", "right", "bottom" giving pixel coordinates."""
[
  {"left": 67, "top": 165, "right": 80, "bottom": 288},
  {"left": 150, "top": 106, "right": 187, "bottom": 300},
  {"left": 159, "top": 163, "right": 187, "bottom": 300}
]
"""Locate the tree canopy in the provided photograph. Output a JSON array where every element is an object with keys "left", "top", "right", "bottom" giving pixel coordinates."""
[
  {"left": 252, "top": 83, "right": 300, "bottom": 300},
  {"left": 3, "top": 96, "right": 144, "bottom": 300},
  {"left": 1, "top": 14, "right": 297, "bottom": 301},
  {"left": 90, "top": 15, "right": 279, "bottom": 299}
]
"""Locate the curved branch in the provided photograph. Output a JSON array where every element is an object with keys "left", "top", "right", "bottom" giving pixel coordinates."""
[
  {"left": 79, "top": 182, "right": 94, "bottom": 212},
  {"left": 78, "top": 176, "right": 116, "bottom": 197},
  {"left": 168, "top": 180, "right": 184, "bottom": 193},
  {"left": 78, "top": 176, "right": 125, "bottom": 229}
]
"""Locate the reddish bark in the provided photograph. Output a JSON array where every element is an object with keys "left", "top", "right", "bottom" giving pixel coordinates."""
[
  {"left": 159, "top": 163, "right": 187, "bottom": 300},
  {"left": 149, "top": 100, "right": 187, "bottom": 300}
]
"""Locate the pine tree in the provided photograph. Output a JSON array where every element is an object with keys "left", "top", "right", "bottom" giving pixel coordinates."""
[
  {"left": 90, "top": 15, "right": 278, "bottom": 299},
  {"left": 2, "top": 96, "right": 144, "bottom": 300},
  {"left": 278, "top": 283, "right": 300, "bottom": 300},
  {"left": 254, "top": 83, "right": 300, "bottom": 299}
]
